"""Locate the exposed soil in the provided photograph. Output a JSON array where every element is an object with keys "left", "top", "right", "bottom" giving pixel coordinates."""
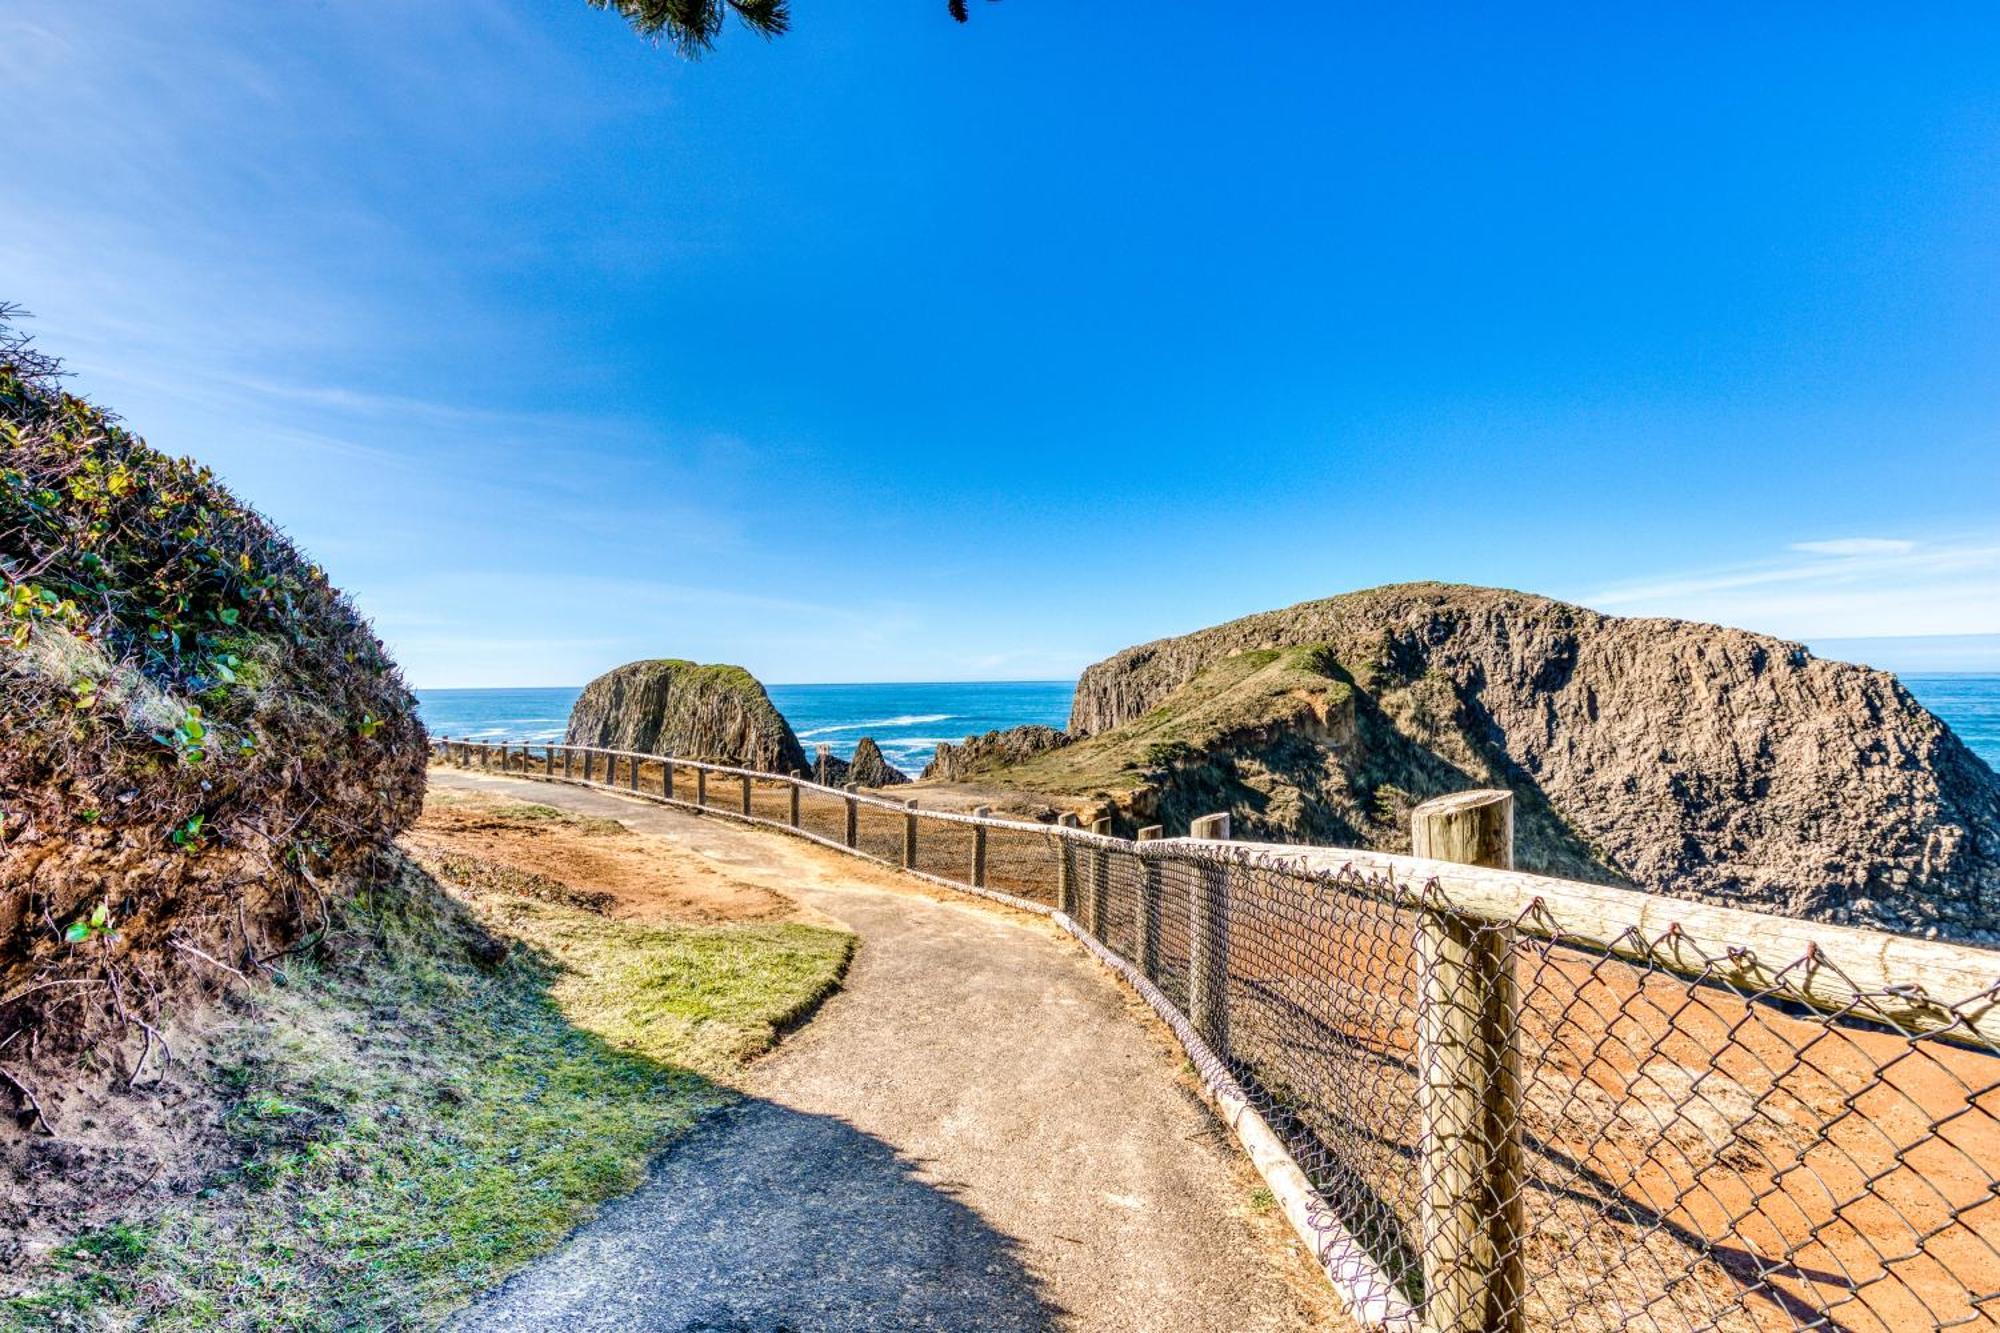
[{"left": 406, "top": 788, "right": 798, "bottom": 925}]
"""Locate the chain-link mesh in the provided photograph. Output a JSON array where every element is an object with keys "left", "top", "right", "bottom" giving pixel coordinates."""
[{"left": 433, "top": 742, "right": 2000, "bottom": 1331}]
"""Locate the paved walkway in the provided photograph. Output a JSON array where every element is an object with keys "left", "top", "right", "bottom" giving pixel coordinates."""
[{"left": 439, "top": 770, "right": 1336, "bottom": 1332}]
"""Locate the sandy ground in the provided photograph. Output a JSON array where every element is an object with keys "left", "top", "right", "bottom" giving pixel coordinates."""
[{"left": 433, "top": 768, "right": 1345, "bottom": 1333}]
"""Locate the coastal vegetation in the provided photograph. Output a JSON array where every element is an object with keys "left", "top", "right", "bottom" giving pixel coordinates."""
[{"left": 0, "top": 315, "right": 425, "bottom": 1110}]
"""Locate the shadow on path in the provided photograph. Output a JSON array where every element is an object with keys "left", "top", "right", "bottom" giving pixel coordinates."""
[{"left": 453, "top": 1095, "right": 1061, "bottom": 1332}]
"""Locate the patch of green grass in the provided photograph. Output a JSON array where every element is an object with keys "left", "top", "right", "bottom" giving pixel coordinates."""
[{"left": 6, "top": 858, "right": 852, "bottom": 1331}]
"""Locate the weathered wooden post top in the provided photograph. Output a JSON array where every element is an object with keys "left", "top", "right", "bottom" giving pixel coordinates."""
[{"left": 1412, "top": 789, "right": 1515, "bottom": 869}]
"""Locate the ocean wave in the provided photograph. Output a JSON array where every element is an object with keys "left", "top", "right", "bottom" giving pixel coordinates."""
[{"left": 796, "top": 714, "right": 953, "bottom": 738}]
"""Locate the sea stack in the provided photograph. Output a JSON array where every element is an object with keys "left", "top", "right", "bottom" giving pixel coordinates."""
[
  {"left": 565, "top": 659, "right": 811, "bottom": 774},
  {"left": 846, "top": 736, "right": 910, "bottom": 787}
]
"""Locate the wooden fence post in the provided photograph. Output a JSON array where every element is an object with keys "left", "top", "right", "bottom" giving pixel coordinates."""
[
  {"left": 902, "top": 799, "right": 920, "bottom": 869},
  {"left": 1137, "top": 825, "right": 1164, "bottom": 981},
  {"left": 563, "top": 747, "right": 573, "bottom": 779},
  {"left": 789, "top": 783, "right": 802, "bottom": 828},
  {"left": 544, "top": 745, "right": 554, "bottom": 776},
  {"left": 1188, "top": 812, "right": 1232, "bottom": 1055},
  {"left": 843, "top": 785, "right": 858, "bottom": 848},
  {"left": 972, "top": 808, "right": 991, "bottom": 888},
  {"left": 1411, "top": 790, "right": 1524, "bottom": 1333},
  {"left": 629, "top": 756, "right": 640, "bottom": 791},
  {"left": 663, "top": 760, "right": 674, "bottom": 800},
  {"left": 1086, "top": 817, "right": 1113, "bottom": 937},
  {"left": 1055, "top": 813, "right": 1082, "bottom": 916},
  {"left": 741, "top": 773, "right": 753, "bottom": 816}
]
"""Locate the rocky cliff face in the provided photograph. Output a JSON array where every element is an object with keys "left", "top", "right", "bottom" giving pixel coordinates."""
[
  {"left": 846, "top": 737, "right": 910, "bottom": 788},
  {"left": 1050, "top": 584, "right": 1999, "bottom": 939},
  {"left": 565, "top": 660, "right": 811, "bottom": 774}
]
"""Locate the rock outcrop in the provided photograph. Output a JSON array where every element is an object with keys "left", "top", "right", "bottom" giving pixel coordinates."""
[
  {"left": 565, "top": 660, "right": 810, "bottom": 774},
  {"left": 922, "top": 725, "right": 1073, "bottom": 782},
  {"left": 1005, "top": 583, "right": 2000, "bottom": 940},
  {"left": 846, "top": 736, "right": 909, "bottom": 787}
]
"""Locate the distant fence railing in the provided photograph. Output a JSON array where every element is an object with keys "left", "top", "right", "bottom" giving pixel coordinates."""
[{"left": 432, "top": 738, "right": 2000, "bottom": 1333}]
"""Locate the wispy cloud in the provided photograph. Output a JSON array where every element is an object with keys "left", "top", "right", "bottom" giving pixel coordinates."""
[
  {"left": 1789, "top": 537, "right": 1918, "bottom": 557},
  {"left": 1582, "top": 536, "right": 2000, "bottom": 639}
]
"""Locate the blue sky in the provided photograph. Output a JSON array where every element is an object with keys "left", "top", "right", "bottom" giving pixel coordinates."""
[{"left": 5, "top": 2, "right": 1998, "bottom": 685}]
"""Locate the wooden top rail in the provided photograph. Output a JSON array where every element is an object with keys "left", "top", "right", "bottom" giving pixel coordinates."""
[
  {"left": 1172, "top": 836, "right": 2000, "bottom": 1048},
  {"left": 434, "top": 737, "right": 1104, "bottom": 837}
]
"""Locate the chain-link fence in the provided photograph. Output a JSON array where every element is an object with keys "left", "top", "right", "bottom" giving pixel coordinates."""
[{"left": 434, "top": 740, "right": 2000, "bottom": 1332}]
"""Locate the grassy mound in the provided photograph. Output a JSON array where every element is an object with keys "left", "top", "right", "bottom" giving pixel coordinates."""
[
  {"left": 5, "top": 845, "right": 852, "bottom": 1329},
  {"left": 0, "top": 336, "right": 426, "bottom": 1066}
]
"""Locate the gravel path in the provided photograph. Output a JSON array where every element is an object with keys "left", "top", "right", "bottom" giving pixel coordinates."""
[{"left": 438, "top": 770, "right": 1338, "bottom": 1332}]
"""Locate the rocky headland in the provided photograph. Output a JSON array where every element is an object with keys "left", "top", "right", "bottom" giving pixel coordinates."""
[{"left": 919, "top": 583, "right": 2000, "bottom": 940}]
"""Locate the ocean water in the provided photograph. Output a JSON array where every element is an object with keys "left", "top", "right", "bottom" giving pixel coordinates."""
[
  {"left": 417, "top": 680, "right": 1075, "bottom": 777},
  {"left": 416, "top": 674, "right": 2000, "bottom": 777},
  {"left": 1904, "top": 675, "right": 2000, "bottom": 770}
]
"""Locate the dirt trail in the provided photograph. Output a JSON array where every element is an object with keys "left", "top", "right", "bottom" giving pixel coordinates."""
[{"left": 436, "top": 768, "right": 1341, "bottom": 1332}]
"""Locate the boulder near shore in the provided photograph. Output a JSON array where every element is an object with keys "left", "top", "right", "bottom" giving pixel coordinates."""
[{"left": 938, "top": 583, "right": 2000, "bottom": 941}]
